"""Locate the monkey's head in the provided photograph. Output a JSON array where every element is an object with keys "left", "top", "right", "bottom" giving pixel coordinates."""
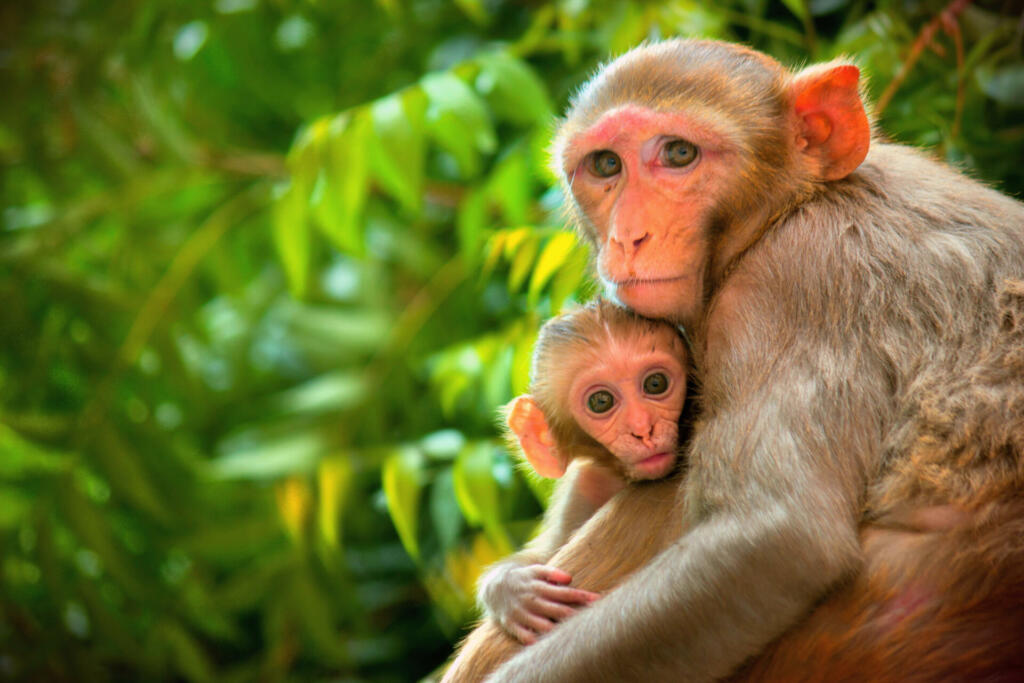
[
  {"left": 553, "top": 40, "right": 871, "bottom": 326},
  {"left": 506, "top": 300, "right": 688, "bottom": 482}
]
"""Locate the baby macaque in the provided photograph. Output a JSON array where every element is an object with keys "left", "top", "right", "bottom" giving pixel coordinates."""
[{"left": 477, "top": 298, "right": 689, "bottom": 644}]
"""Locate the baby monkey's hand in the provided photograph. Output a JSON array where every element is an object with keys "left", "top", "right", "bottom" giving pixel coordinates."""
[{"left": 482, "top": 564, "right": 599, "bottom": 645}]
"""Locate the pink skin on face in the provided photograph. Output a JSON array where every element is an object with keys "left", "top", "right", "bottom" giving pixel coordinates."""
[
  {"left": 563, "top": 105, "right": 739, "bottom": 324},
  {"left": 567, "top": 334, "right": 687, "bottom": 481}
]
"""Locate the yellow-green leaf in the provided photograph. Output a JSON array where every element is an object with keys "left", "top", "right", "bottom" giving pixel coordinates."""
[
  {"left": 508, "top": 234, "right": 539, "bottom": 293},
  {"left": 382, "top": 447, "right": 425, "bottom": 562},
  {"left": 318, "top": 456, "right": 353, "bottom": 550},
  {"left": 272, "top": 180, "right": 311, "bottom": 298},
  {"left": 528, "top": 231, "right": 578, "bottom": 306},
  {"left": 453, "top": 442, "right": 512, "bottom": 555}
]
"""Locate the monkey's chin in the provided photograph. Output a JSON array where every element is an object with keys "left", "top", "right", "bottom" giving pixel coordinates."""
[
  {"left": 612, "top": 277, "right": 695, "bottom": 324},
  {"left": 630, "top": 452, "right": 676, "bottom": 480}
]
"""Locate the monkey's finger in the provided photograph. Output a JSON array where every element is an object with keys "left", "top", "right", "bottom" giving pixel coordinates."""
[
  {"left": 508, "top": 624, "right": 537, "bottom": 645},
  {"left": 533, "top": 566, "right": 572, "bottom": 584},
  {"left": 518, "top": 612, "right": 557, "bottom": 635},
  {"left": 530, "top": 598, "right": 578, "bottom": 622},
  {"left": 536, "top": 583, "right": 599, "bottom": 605}
]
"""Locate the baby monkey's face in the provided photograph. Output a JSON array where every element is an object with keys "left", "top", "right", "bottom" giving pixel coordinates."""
[{"left": 568, "top": 329, "right": 687, "bottom": 481}]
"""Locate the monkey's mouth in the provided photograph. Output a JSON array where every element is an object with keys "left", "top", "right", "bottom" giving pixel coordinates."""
[
  {"left": 633, "top": 451, "right": 675, "bottom": 479},
  {"left": 615, "top": 275, "right": 687, "bottom": 287}
]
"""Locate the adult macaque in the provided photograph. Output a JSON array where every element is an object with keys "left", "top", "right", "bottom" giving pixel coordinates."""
[
  {"left": 478, "top": 300, "right": 689, "bottom": 645},
  {"left": 448, "top": 39, "right": 1024, "bottom": 681}
]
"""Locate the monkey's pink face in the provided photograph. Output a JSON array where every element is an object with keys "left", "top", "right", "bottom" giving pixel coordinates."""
[
  {"left": 561, "top": 105, "right": 738, "bottom": 326},
  {"left": 567, "top": 335, "right": 687, "bottom": 481}
]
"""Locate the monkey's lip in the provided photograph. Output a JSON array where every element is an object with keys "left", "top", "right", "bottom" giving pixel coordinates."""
[
  {"left": 614, "top": 275, "right": 688, "bottom": 287},
  {"left": 633, "top": 451, "right": 674, "bottom": 478}
]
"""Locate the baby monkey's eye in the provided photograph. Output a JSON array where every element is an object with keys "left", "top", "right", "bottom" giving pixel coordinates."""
[
  {"left": 589, "top": 150, "right": 621, "bottom": 178},
  {"left": 587, "top": 390, "right": 615, "bottom": 414},
  {"left": 643, "top": 372, "right": 669, "bottom": 395},
  {"left": 661, "top": 139, "right": 698, "bottom": 168}
]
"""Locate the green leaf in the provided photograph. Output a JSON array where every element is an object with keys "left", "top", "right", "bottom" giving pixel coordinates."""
[
  {"left": 156, "top": 620, "right": 216, "bottom": 682},
  {"left": 382, "top": 447, "right": 425, "bottom": 562},
  {"left": 94, "top": 426, "right": 171, "bottom": 523},
  {"left": 211, "top": 432, "right": 325, "bottom": 480},
  {"left": 453, "top": 442, "right": 512, "bottom": 554},
  {"left": 779, "top": 0, "right": 809, "bottom": 22},
  {"left": 0, "top": 485, "right": 31, "bottom": 528},
  {"left": 550, "top": 245, "right": 591, "bottom": 312},
  {"left": 511, "top": 320, "right": 538, "bottom": 396},
  {"left": 0, "top": 424, "right": 69, "bottom": 478},
  {"left": 454, "top": 0, "right": 489, "bottom": 24},
  {"left": 528, "top": 231, "right": 578, "bottom": 306},
  {"left": 272, "top": 180, "right": 312, "bottom": 298},
  {"left": 456, "top": 187, "right": 489, "bottom": 264},
  {"left": 486, "top": 147, "right": 532, "bottom": 225},
  {"left": 474, "top": 52, "right": 552, "bottom": 125},
  {"left": 314, "top": 111, "right": 371, "bottom": 254},
  {"left": 367, "top": 88, "right": 428, "bottom": 212},
  {"left": 422, "top": 72, "right": 496, "bottom": 177},
  {"left": 429, "top": 468, "right": 463, "bottom": 552}
]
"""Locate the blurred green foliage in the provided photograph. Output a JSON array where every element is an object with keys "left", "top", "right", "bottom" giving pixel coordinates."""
[{"left": 1, "top": 0, "right": 1021, "bottom": 680}]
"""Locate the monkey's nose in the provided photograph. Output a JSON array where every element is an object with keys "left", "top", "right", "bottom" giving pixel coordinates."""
[{"left": 610, "top": 230, "right": 651, "bottom": 257}]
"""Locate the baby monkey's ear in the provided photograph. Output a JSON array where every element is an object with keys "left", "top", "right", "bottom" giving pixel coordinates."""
[{"left": 505, "top": 395, "right": 565, "bottom": 479}]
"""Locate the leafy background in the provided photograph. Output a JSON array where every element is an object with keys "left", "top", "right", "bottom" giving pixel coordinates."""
[{"left": 2, "top": 0, "right": 1022, "bottom": 680}]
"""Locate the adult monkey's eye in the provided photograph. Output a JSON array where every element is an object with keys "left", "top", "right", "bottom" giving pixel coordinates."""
[
  {"left": 661, "top": 139, "right": 698, "bottom": 168},
  {"left": 587, "top": 390, "right": 615, "bottom": 414},
  {"left": 643, "top": 372, "right": 669, "bottom": 395},
  {"left": 589, "top": 150, "right": 622, "bottom": 178}
]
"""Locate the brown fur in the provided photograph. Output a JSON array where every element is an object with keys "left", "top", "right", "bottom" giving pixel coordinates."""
[
  {"left": 444, "top": 39, "right": 1024, "bottom": 682},
  {"left": 443, "top": 474, "right": 686, "bottom": 682},
  {"left": 447, "top": 283, "right": 1024, "bottom": 681}
]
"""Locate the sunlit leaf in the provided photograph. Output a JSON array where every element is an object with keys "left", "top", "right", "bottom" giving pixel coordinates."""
[
  {"left": 508, "top": 233, "right": 540, "bottom": 293},
  {"left": 382, "top": 447, "right": 425, "bottom": 562},
  {"left": 272, "top": 180, "right": 312, "bottom": 298},
  {"left": 455, "top": 0, "right": 489, "bottom": 24},
  {"left": 315, "top": 111, "right": 372, "bottom": 254},
  {"left": 212, "top": 432, "right": 325, "bottom": 480},
  {"left": 550, "top": 245, "right": 592, "bottom": 312},
  {"left": 510, "top": 320, "right": 538, "bottom": 396},
  {"left": 276, "top": 476, "right": 311, "bottom": 543},
  {"left": 474, "top": 52, "right": 552, "bottom": 125},
  {"left": 368, "top": 88, "right": 428, "bottom": 212},
  {"left": 453, "top": 442, "right": 512, "bottom": 554},
  {"left": 318, "top": 456, "right": 353, "bottom": 549},
  {"left": 528, "top": 231, "right": 578, "bottom": 306},
  {"left": 422, "top": 72, "right": 496, "bottom": 177}
]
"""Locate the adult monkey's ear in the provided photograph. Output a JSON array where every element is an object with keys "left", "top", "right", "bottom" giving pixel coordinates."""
[
  {"left": 790, "top": 63, "right": 870, "bottom": 181},
  {"left": 505, "top": 395, "right": 565, "bottom": 479}
]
